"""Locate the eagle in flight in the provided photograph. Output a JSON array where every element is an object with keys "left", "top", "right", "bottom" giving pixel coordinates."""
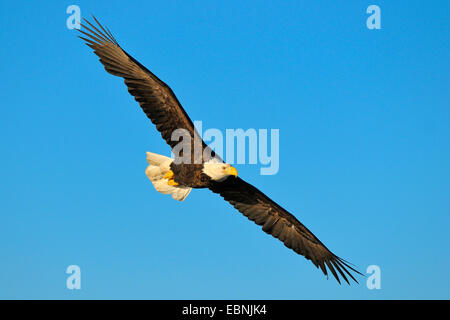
[{"left": 78, "top": 17, "right": 361, "bottom": 284}]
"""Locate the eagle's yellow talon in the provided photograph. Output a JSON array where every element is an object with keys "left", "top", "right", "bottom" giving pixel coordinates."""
[
  {"left": 164, "top": 170, "right": 174, "bottom": 179},
  {"left": 167, "top": 179, "right": 179, "bottom": 186}
]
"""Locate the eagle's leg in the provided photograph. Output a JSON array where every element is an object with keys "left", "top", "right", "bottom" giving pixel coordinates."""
[
  {"left": 164, "top": 170, "right": 174, "bottom": 180},
  {"left": 164, "top": 170, "right": 179, "bottom": 186}
]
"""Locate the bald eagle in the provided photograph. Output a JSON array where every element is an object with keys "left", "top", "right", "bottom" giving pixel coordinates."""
[{"left": 78, "top": 17, "right": 362, "bottom": 284}]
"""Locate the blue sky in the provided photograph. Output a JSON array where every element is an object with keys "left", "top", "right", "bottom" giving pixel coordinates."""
[{"left": 0, "top": 1, "right": 449, "bottom": 299}]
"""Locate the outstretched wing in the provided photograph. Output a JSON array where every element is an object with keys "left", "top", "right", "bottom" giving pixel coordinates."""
[
  {"left": 78, "top": 17, "right": 218, "bottom": 163},
  {"left": 209, "top": 177, "right": 362, "bottom": 284}
]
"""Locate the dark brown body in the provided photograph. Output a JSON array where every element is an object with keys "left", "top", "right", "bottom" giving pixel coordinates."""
[{"left": 170, "top": 163, "right": 211, "bottom": 188}]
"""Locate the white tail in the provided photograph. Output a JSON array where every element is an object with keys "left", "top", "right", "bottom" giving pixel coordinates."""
[
  {"left": 146, "top": 151, "right": 171, "bottom": 166},
  {"left": 145, "top": 152, "right": 192, "bottom": 201}
]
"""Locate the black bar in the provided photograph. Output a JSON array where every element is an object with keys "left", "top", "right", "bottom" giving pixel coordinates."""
[{"left": 0, "top": 300, "right": 448, "bottom": 318}]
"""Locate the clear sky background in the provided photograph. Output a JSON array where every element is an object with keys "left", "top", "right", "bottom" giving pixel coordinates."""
[{"left": 0, "top": 1, "right": 449, "bottom": 299}]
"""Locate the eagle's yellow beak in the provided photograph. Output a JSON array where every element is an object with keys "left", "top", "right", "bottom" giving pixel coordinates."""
[{"left": 226, "top": 166, "right": 238, "bottom": 177}]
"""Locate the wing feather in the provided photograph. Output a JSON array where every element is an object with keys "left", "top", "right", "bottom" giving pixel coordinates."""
[
  {"left": 78, "top": 17, "right": 218, "bottom": 163},
  {"left": 209, "top": 177, "right": 362, "bottom": 284}
]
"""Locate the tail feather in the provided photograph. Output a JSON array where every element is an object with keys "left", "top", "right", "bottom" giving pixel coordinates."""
[
  {"left": 145, "top": 151, "right": 192, "bottom": 202},
  {"left": 146, "top": 151, "right": 171, "bottom": 166}
]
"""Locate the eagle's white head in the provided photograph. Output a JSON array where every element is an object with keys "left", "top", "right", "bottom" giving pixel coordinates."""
[{"left": 202, "top": 159, "right": 238, "bottom": 181}]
